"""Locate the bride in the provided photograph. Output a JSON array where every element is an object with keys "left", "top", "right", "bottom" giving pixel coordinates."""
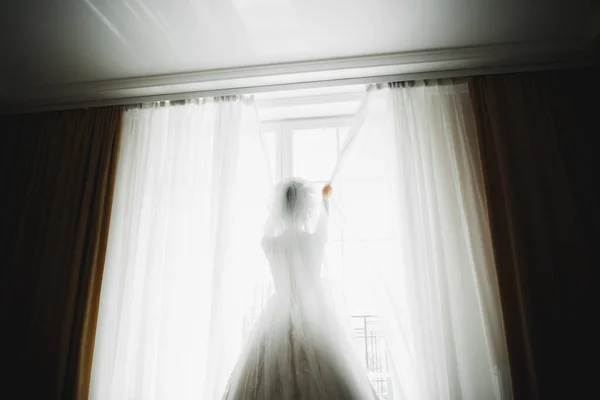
[{"left": 222, "top": 178, "right": 379, "bottom": 400}]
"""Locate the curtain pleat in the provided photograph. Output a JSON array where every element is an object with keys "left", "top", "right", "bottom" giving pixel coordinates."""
[
  {"left": 1, "top": 106, "right": 123, "bottom": 399},
  {"left": 329, "top": 82, "right": 511, "bottom": 399},
  {"left": 468, "top": 68, "right": 598, "bottom": 400},
  {"left": 89, "top": 99, "right": 272, "bottom": 400}
]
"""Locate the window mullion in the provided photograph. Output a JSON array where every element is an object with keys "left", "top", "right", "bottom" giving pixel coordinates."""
[{"left": 280, "top": 122, "right": 293, "bottom": 179}]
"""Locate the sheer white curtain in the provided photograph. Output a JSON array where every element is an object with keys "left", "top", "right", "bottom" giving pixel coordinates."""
[
  {"left": 90, "top": 97, "right": 272, "bottom": 400},
  {"left": 91, "top": 84, "right": 511, "bottom": 400},
  {"left": 329, "top": 81, "right": 511, "bottom": 399}
]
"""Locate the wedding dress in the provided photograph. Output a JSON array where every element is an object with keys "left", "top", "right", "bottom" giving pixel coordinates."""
[{"left": 222, "top": 178, "right": 379, "bottom": 400}]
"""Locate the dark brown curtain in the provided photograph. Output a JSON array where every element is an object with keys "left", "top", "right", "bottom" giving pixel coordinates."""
[
  {"left": 469, "top": 68, "right": 598, "bottom": 400},
  {"left": 1, "top": 107, "right": 123, "bottom": 399}
]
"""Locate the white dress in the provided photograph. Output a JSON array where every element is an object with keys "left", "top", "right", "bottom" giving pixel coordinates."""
[{"left": 222, "top": 197, "right": 379, "bottom": 400}]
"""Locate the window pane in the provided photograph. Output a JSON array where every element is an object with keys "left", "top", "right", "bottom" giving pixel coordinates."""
[
  {"left": 260, "top": 131, "right": 277, "bottom": 182},
  {"left": 338, "top": 127, "right": 351, "bottom": 150},
  {"left": 340, "top": 242, "right": 379, "bottom": 315},
  {"left": 292, "top": 128, "right": 338, "bottom": 181},
  {"left": 284, "top": 122, "right": 395, "bottom": 400},
  {"left": 338, "top": 180, "right": 394, "bottom": 239},
  {"left": 325, "top": 202, "right": 344, "bottom": 241},
  {"left": 339, "top": 127, "right": 390, "bottom": 180}
]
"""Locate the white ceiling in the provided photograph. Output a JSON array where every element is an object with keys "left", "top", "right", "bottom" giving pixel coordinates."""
[{"left": 1, "top": 0, "right": 599, "bottom": 109}]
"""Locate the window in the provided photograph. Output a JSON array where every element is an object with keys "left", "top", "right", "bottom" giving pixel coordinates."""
[{"left": 260, "top": 115, "right": 395, "bottom": 400}]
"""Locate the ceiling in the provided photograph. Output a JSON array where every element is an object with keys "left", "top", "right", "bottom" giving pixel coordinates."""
[{"left": 1, "top": 0, "right": 599, "bottom": 110}]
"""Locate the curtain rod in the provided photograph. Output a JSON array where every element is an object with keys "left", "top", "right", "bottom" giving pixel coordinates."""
[{"left": 1, "top": 58, "right": 594, "bottom": 115}]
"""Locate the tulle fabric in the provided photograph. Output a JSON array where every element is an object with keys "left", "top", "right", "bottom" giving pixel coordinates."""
[
  {"left": 223, "top": 180, "right": 378, "bottom": 399},
  {"left": 263, "top": 178, "right": 323, "bottom": 237}
]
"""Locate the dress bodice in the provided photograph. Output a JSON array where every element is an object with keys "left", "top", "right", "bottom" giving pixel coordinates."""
[{"left": 261, "top": 200, "right": 328, "bottom": 295}]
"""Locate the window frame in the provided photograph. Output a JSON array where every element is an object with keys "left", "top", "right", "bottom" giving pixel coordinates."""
[
  {"left": 260, "top": 114, "right": 394, "bottom": 399},
  {"left": 261, "top": 115, "right": 354, "bottom": 182}
]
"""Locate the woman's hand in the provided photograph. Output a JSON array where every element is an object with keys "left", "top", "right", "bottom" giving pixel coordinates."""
[{"left": 322, "top": 184, "right": 332, "bottom": 198}]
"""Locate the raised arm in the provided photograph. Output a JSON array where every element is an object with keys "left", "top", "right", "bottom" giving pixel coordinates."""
[
  {"left": 321, "top": 183, "right": 332, "bottom": 215},
  {"left": 312, "top": 183, "right": 332, "bottom": 240}
]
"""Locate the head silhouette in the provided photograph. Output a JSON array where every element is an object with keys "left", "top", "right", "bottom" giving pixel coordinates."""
[{"left": 266, "top": 178, "right": 319, "bottom": 235}]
